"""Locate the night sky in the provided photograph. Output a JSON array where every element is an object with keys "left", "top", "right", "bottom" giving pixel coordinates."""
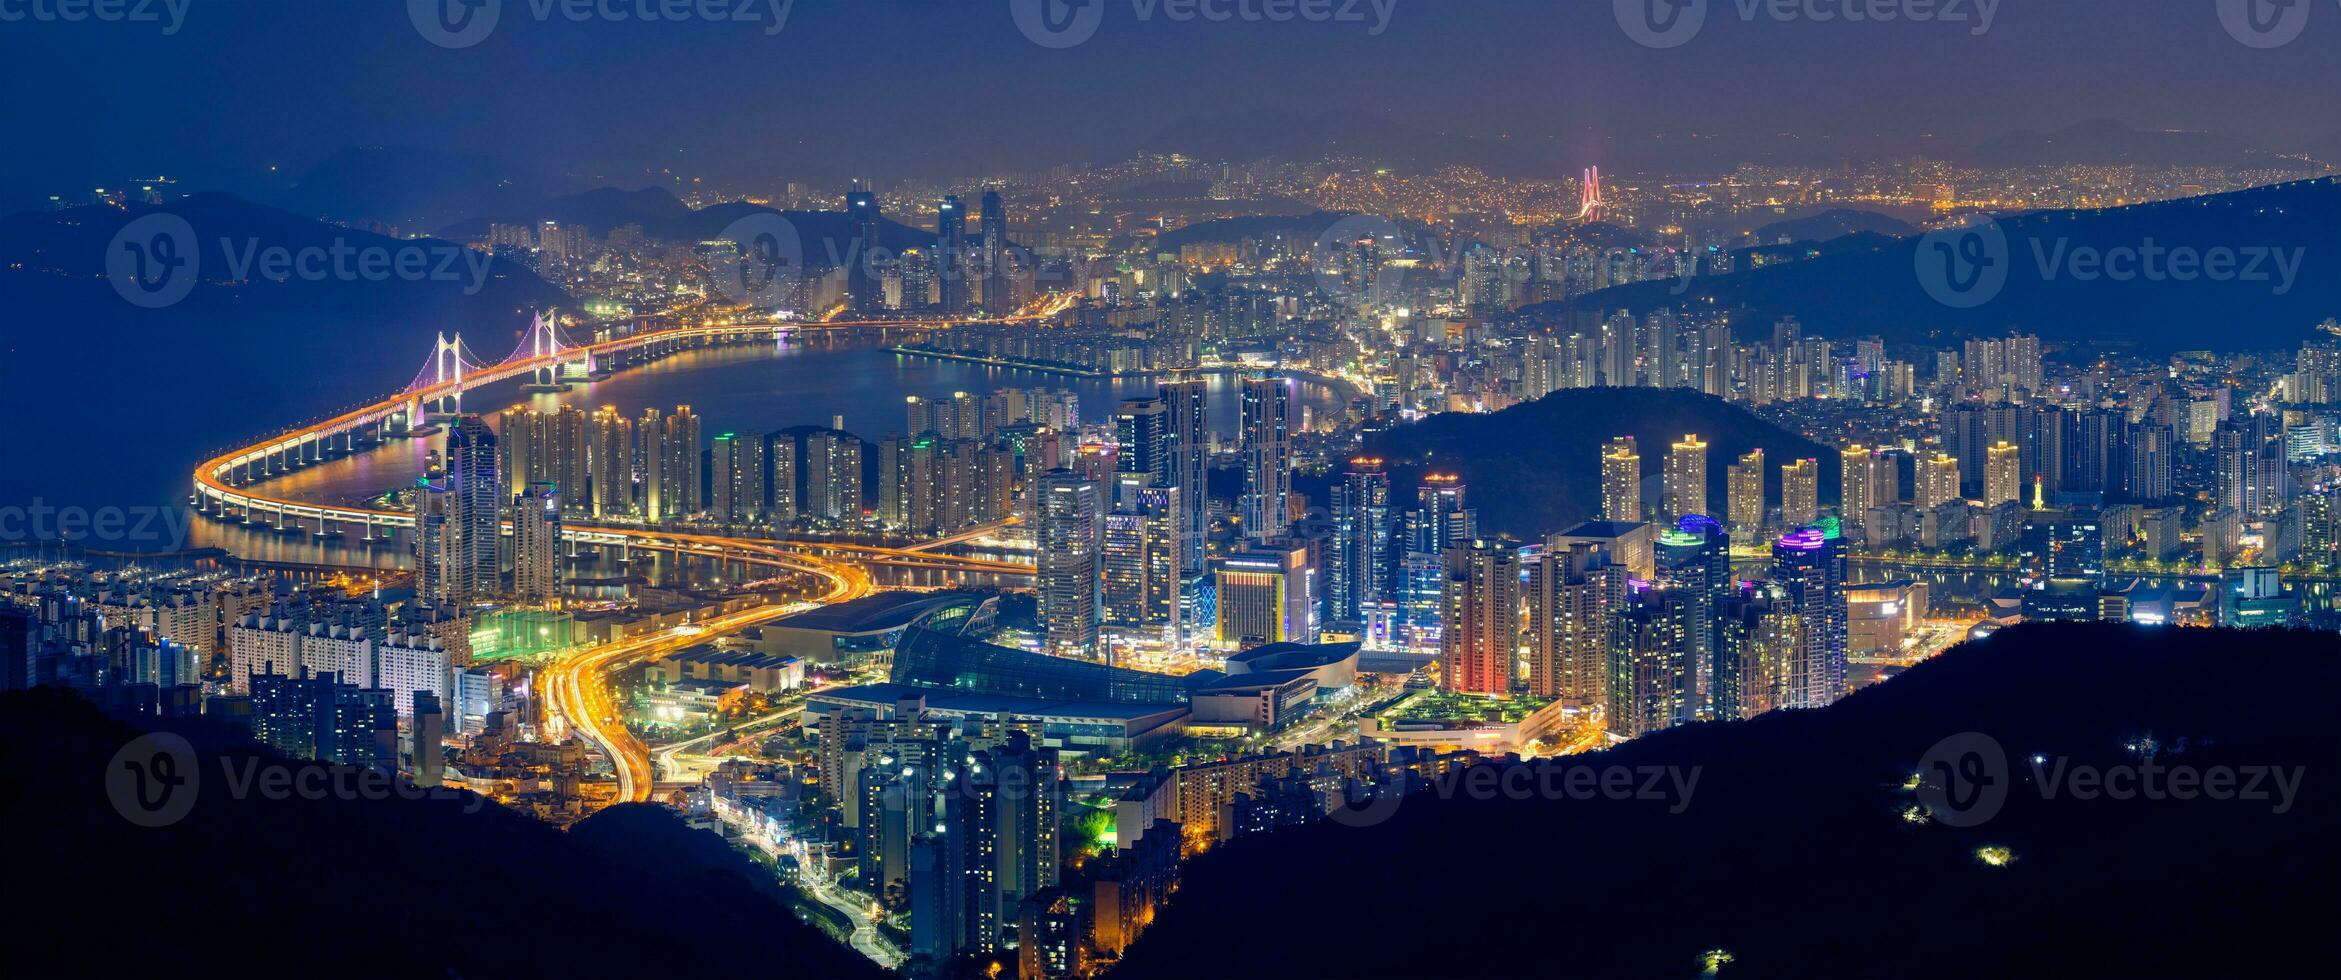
[{"left": 2, "top": 0, "right": 2338, "bottom": 204}]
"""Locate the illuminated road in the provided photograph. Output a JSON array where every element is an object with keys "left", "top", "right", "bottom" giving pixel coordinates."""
[{"left": 546, "top": 541, "right": 872, "bottom": 804}]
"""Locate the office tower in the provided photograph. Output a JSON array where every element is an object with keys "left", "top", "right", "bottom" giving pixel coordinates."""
[
  {"left": 1607, "top": 587, "right": 1692, "bottom": 738},
  {"left": 663, "top": 407, "right": 703, "bottom": 517},
  {"left": 589, "top": 405, "right": 634, "bottom": 517},
  {"left": 1239, "top": 377, "right": 1293, "bottom": 543},
  {"left": 1215, "top": 542, "right": 1313, "bottom": 650},
  {"left": 1780, "top": 458, "right": 1818, "bottom": 528},
  {"left": 980, "top": 189, "right": 1010, "bottom": 314},
  {"left": 1037, "top": 470, "right": 1102, "bottom": 658},
  {"left": 1985, "top": 441, "right": 2023, "bottom": 507},
  {"left": 1329, "top": 458, "right": 1391, "bottom": 622},
  {"left": 1664, "top": 435, "right": 1708, "bottom": 521},
  {"left": 1526, "top": 543, "right": 1620, "bottom": 705},
  {"left": 847, "top": 187, "right": 881, "bottom": 313},
  {"left": 1101, "top": 482, "right": 1181, "bottom": 638},
  {"left": 445, "top": 415, "right": 500, "bottom": 601},
  {"left": 1601, "top": 436, "right": 1641, "bottom": 522},
  {"left": 1114, "top": 397, "right": 1170, "bottom": 485},
  {"left": 512, "top": 483, "right": 561, "bottom": 606},
  {"left": 1438, "top": 540, "right": 1519, "bottom": 695},
  {"left": 936, "top": 195, "right": 967, "bottom": 313},
  {"left": 804, "top": 430, "right": 865, "bottom": 524},
  {"left": 1160, "top": 380, "right": 1211, "bottom": 576},
  {"left": 1915, "top": 453, "right": 1962, "bottom": 510},
  {"left": 1771, "top": 525, "right": 1849, "bottom": 709},
  {"left": 1727, "top": 449, "right": 1766, "bottom": 533}
]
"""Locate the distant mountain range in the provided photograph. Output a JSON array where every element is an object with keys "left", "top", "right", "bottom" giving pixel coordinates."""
[
  {"left": 1962, "top": 119, "right": 2315, "bottom": 170},
  {"left": 1539, "top": 177, "right": 2341, "bottom": 351},
  {"left": 1116, "top": 622, "right": 2340, "bottom": 978},
  {"left": 1349, "top": 387, "right": 1836, "bottom": 540}
]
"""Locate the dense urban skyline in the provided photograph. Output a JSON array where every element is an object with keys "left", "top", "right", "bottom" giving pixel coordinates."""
[{"left": 3, "top": 5, "right": 2337, "bottom": 980}]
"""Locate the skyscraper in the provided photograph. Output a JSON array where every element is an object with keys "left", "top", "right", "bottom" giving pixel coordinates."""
[
  {"left": 589, "top": 405, "right": 634, "bottom": 518},
  {"left": 1329, "top": 458, "right": 1391, "bottom": 623},
  {"left": 1915, "top": 452, "right": 1962, "bottom": 511},
  {"left": 711, "top": 432, "right": 767, "bottom": 524},
  {"left": 980, "top": 188, "right": 1010, "bottom": 314},
  {"left": 635, "top": 407, "right": 666, "bottom": 519},
  {"left": 1160, "top": 380, "right": 1211, "bottom": 577},
  {"left": 1656, "top": 515, "right": 1731, "bottom": 718},
  {"left": 512, "top": 482, "right": 561, "bottom": 606},
  {"left": 1985, "top": 440, "right": 2022, "bottom": 507},
  {"left": 1601, "top": 436, "right": 1641, "bottom": 523},
  {"left": 804, "top": 430, "right": 865, "bottom": 524},
  {"left": 1771, "top": 525, "right": 1849, "bottom": 709},
  {"left": 1439, "top": 539, "right": 1519, "bottom": 695},
  {"left": 1037, "top": 469, "right": 1102, "bottom": 658},
  {"left": 664, "top": 406, "right": 703, "bottom": 518},
  {"left": 1782, "top": 458, "right": 1820, "bottom": 527},
  {"left": 446, "top": 415, "right": 500, "bottom": 601},
  {"left": 1664, "top": 435, "right": 1709, "bottom": 521},
  {"left": 1607, "top": 586, "right": 1692, "bottom": 739},
  {"left": 1526, "top": 542, "right": 1621, "bottom": 705},
  {"left": 1239, "top": 377, "right": 1293, "bottom": 543},
  {"left": 1102, "top": 481, "right": 1181, "bottom": 640},
  {"left": 847, "top": 186, "right": 881, "bottom": 313},
  {"left": 937, "top": 195, "right": 967, "bottom": 313},
  {"left": 1114, "top": 397, "right": 1170, "bottom": 486},
  {"left": 1727, "top": 448, "right": 1766, "bottom": 533}
]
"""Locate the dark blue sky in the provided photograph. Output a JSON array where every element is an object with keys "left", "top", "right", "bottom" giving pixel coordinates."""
[{"left": 3, "top": 0, "right": 2337, "bottom": 205}]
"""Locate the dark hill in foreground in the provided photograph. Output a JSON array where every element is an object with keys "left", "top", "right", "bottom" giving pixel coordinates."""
[
  {"left": 0, "top": 689, "right": 882, "bottom": 980},
  {"left": 1357, "top": 387, "right": 1836, "bottom": 540},
  {"left": 1114, "top": 624, "right": 2339, "bottom": 979}
]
